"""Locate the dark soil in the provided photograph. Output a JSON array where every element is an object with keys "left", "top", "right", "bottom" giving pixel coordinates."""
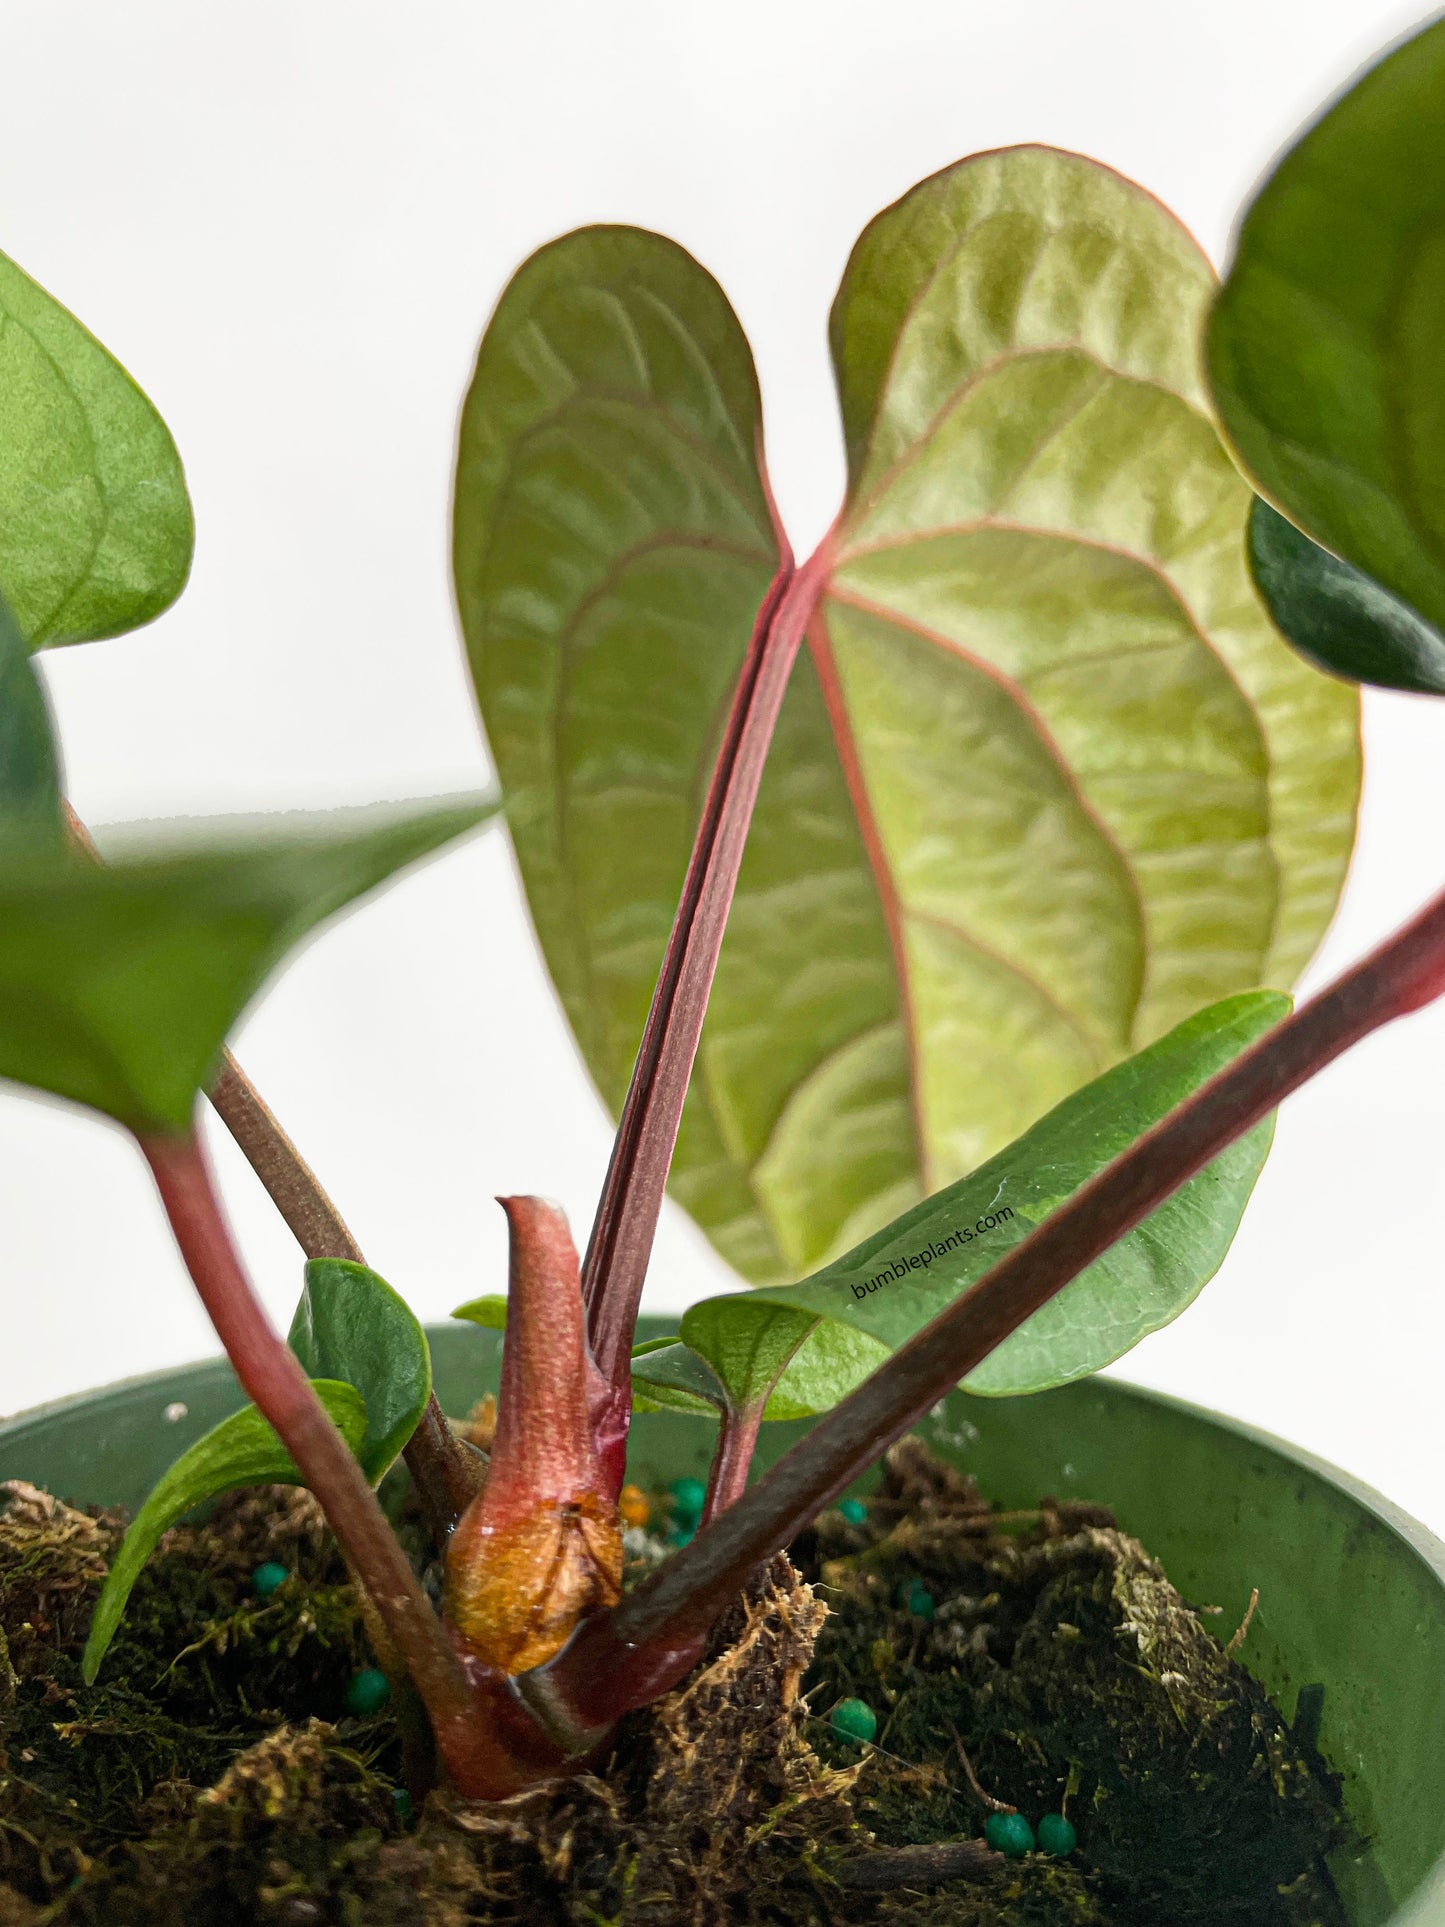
[{"left": 0, "top": 1440, "right": 1347, "bottom": 1926}]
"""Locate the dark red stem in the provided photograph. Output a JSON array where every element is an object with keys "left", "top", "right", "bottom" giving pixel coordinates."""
[
  {"left": 69, "top": 805, "right": 477, "bottom": 1540},
  {"left": 702, "top": 1400, "right": 765, "bottom": 1524},
  {"left": 140, "top": 1127, "right": 527, "bottom": 1798},
  {"left": 582, "top": 536, "right": 837, "bottom": 1487},
  {"left": 521, "top": 875, "right": 1445, "bottom": 1747}
]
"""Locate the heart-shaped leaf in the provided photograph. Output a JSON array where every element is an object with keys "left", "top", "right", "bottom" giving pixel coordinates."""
[
  {"left": 0, "top": 246, "right": 193, "bottom": 647},
  {"left": 0, "top": 591, "right": 64, "bottom": 855},
  {"left": 289, "top": 1260, "right": 432, "bottom": 1482},
  {"left": 82, "top": 1379, "right": 367, "bottom": 1682},
  {"left": 457, "top": 157, "right": 1358, "bottom": 1291},
  {"left": 1207, "top": 17, "right": 1445, "bottom": 637},
  {"left": 679, "top": 990, "right": 1283, "bottom": 1412},
  {"left": 1247, "top": 498, "right": 1445, "bottom": 696}
]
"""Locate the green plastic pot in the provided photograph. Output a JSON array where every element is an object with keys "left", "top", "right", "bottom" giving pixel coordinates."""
[{"left": 3, "top": 1321, "right": 1443, "bottom": 1925}]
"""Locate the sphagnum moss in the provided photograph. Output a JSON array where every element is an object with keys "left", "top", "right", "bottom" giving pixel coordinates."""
[{"left": 2, "top": 1447, "right": 1345, "bottom": 1926}]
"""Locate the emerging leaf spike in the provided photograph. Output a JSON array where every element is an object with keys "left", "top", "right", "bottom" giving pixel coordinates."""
[{"left": 444, "top": 1198, "right": 622, "bottom": 1676}]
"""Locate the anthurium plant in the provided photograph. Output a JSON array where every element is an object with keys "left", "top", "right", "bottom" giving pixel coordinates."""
[{"left": 4, "top": 10, "right": 1445, "bottom": 1807}]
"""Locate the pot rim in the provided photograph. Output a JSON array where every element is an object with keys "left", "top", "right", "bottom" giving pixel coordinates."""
[{"left": 5, "top": 1348, "right": 1443, "bottom": 1584}]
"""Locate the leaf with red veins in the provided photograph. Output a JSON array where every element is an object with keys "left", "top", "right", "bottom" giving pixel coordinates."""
[
  {"left": 457, "top": 167, "right": 1358, "bottom": 1318},
  {"left": 443, "top": 1197, "right": 623, "bottom": 1677}
]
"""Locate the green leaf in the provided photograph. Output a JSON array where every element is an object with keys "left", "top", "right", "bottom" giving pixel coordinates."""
[
  {"left": 289, "top": 1260, "right": 432, "bottom": 1482},
  {"left": 681, "top": 991, "right": 1284, "bottom": 1410},
  {"left": 0, "top": 247, "right": 193, "bottom": 647},
  {"left": 1207, "top": 17, "right": 1445, "bottom": 638},
  {"left": 82, "top": 1379, "right": 366, "bottom": 1682},
  {"left": 450, "top": 1295, "right": 509, "bottom": 1332},
  {"left": 672, "top": 1300, "right": 816, "bottom": 1417},
  {"left": 0, "top": 590, "right": 65, "bottom": 856},
  {"left": 628, "top": 1338, "right": 727, "bottom": 1417},
  {"left": 458, "top": 162, "right": 1358, "bottom": 1292},
  {"left": 1247, "top": 499, "right": 1445, "bottom": 696},
  {"left": 0, "top": 795, "right": 497, "bottom": 1134}
]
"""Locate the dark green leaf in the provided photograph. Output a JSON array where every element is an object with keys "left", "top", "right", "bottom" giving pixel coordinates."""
[
  {"left": 1208, "top": 17, "right": 1445, "bottom": 636},
  {"left": 82, "top": 1380, "right": 366, "bottom": 1682},
  {"left": 459, "top": 171, "right": 1357, "bottom": 1290},
  {"left": 681, "top": 992, "right": 1284, "bottom": 1410},
  {"left": 289, "top": 1260, "right": 431, "bottom": 1482},
  {"left": 0, "top": 247, "right": 193, "bottom": 646},
  {"left": 0, "top": 590, "right": 64, "bottom": 856},
  {"left": 0, "top": 795, "right": 498, "bottom": 1134},
  {"left": 1247, "top": 499, "right": 1445, "bottom": 696}
]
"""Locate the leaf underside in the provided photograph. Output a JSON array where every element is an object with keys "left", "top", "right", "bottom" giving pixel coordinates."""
[
  {"left": 1207, "top": 16, "right": 1445, "bottom": 637},
  {"left": 0, "top": 246, "right": 193, "bottom": 647},
  {"left": 82, "top": 1380, "right": 367, "bottom": 1682},
  {"left": 682, "top": 989, "right": 1284, "bottom": 1415},
  {"left": 455, "top": 152, "right": 1359, "bottom": 1296}
]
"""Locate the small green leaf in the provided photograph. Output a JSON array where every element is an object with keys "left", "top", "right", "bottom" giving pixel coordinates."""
[
  {"left": 0, "top": 591, "right": 64, "bottom": 856},
  {"left": 682, "top": 992, "right": 1284, "bottom": 1409},
  {"left": 82, "top": 1380, "right": 366, "bottom": 1683},
  {"left": 289, "top": 1260, "right": 432, "bottom": 1482},
  {"left": 1247, "top": 498, "right": 1445, "bottom": 696},
  {"left": 628, "top": 1339, "right": 727, "bottom": 1417},
  {"left": 674, "top": 1301, "right": 816, "bottom": 1417},
  {"left": 1208, "top": 16, "right": 1445, "bottom": 637},
  {"left": 0, "top": 247, "right": 193, "bottom": 647},
  {"left": 0, "top": 794, "right": 497, "bottom": 1133},
  {"left": 450, "top": 1295, "right": 509, "bottom": 1332}
]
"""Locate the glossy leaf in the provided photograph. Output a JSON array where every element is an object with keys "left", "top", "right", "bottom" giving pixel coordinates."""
[
  {"left": 289, "top": 1260, "right": 432, "bottom": 1482},
  {"left": 0, "top": 794, "right": 497, "bottom": 1134},
  {"left": 0, "top": 247, "right": 193, "bottom": 646},
  {"left": 681, "top": 991, "right": 1284, "bottom": 1410},
  {"left": 0, "top": 591, "right": 64, "bottom": 855},
  {"left": 1208, "top": 17, "right": 1445, "bottom": 639},
  {"left": 1247, "top": 499, "right": 1445, "bottom": 696},
  {"left": 457, "top": 160, "right": 1358, "bottom": 1291},
  {"left": 83, "top": 1380, "right": 366, "bottom": 1682}
]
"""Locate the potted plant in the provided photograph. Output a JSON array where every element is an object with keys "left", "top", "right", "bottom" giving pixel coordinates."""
[{"left": 4, "top": 12, "right": 1445, "bottom": 1923}]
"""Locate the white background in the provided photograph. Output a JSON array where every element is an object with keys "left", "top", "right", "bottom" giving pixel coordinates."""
[{"left": 1, "top": 1, "right": 1442, "bottom": 1530}]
